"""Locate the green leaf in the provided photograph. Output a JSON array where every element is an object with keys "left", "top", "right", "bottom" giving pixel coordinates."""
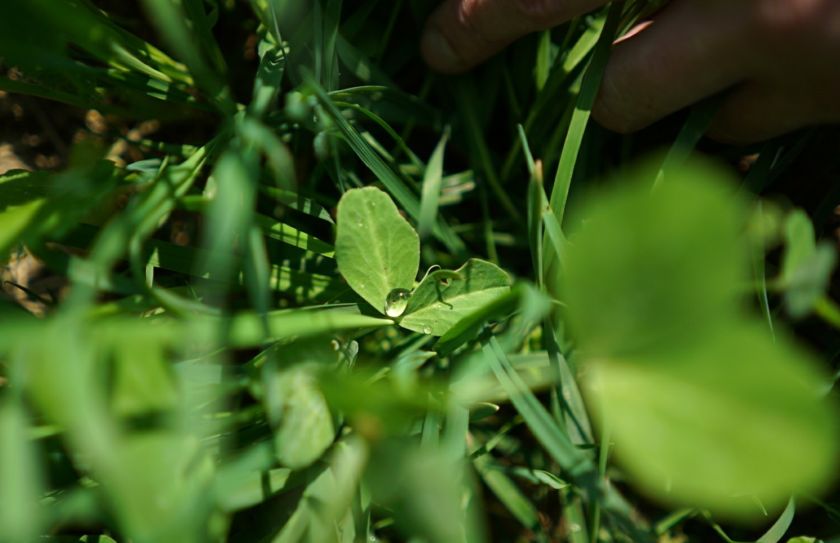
[
  {"left": 336, "top": 187, "right": 420, "bottom": 314},
  {"left": 785, "top": 243, "right": 837, "bottom": 318},
  {"left": 562, "top": 158, "right": 746, "bottom": 358},
  {"left": 105, "top": 431, "right": 214, "bottom": 542},
  {"left": 399, "top": 259, "right": 511, "bottom": 337},
  {"left": 781, "top": 210, "right": 837, "bottom": 317},
  {"left": 586, "top": 324, "right": 838, "bottom": 520},
  {"left": 110, "top": 333, "right": 179, "bottom": 418},
  {"left": 781, "top": 210, "right": 817, "bottom": 283},
  {"left": 435, "top": 287, "right": 520, "bottom": 356},
  {"left": 266, "top": 365, "right": 336, "bottom": 469},
  {"left": 365, "top": 442, "right": 480, "bottom": 543},
  {"left": 563, "top": 159, "right": 839, "bottom": 521}
]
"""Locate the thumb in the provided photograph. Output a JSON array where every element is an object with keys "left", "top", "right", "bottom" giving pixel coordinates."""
[{"left": 421, "top": 0, "right": 608, "bottom": 73}]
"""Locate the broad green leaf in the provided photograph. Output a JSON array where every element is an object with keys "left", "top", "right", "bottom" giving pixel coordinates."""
[
  {"left": 336, "top": 187, "right": 420, "bottom": 314},
  {"left": 105, "top": 431, "right": 214, "bottom": 542},
  {"left": 586, "top": 324, "right": 838, "bottom": 520},
  {"left": 266, "top": 365, "right": 336, "bottom": 469},
  {"left": 562, "top": 159, "right": 746, "bottom": 358},
  {"left": 436, "top": 287, "right": 520, "bottom": 356},
  {"left": 399, "top": 259, "right": 511, "bottom": 337}
]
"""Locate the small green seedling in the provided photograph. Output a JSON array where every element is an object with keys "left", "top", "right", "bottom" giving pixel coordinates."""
[{"left": 336, "top": 187, "right": 510, "bottom": 336}]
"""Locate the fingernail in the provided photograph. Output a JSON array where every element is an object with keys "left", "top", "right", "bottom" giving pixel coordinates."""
[{"left": 421, "top": 26, "right": 461, "bottom": 73}]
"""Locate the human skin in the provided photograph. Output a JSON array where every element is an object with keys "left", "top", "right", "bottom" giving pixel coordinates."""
[{"left": 421, "top": 0, "right": 840, "bottom": 143}]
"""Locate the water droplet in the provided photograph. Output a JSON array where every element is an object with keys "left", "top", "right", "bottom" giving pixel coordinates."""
[
  {"left": 384, "top": 288, "right": 411, "bottom": 318},
  {"left": 357, "top": 221, "right": 364, "bottom": 227},
  {"left": 422, "top": 325, "right": 432, "bottom": 335}
]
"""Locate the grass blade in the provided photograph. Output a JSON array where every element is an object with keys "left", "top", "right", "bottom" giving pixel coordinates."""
[{"left": 418, "top": 128, "right": 450, "bottom": 240}]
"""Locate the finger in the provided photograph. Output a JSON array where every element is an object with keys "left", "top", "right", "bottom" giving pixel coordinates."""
[
  {"left": 421, "top": 0, "right": 607, "bottom": 74},
  {"left": 593, "top": 0, "right": 757, "bottom": 133},
  {"left": 707, "top": 83, "right": 821, "bottom": 144}
]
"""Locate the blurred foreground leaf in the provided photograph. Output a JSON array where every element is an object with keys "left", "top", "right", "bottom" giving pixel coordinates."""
[
  {"left": 563, "top": 158, "right": 745, "bottom": 358},
  {"left": 563, "top": 158, "right": 839, "bottom": 520},
  {"left": 588, "top": 325, "right": 837, "bottom": 518}
]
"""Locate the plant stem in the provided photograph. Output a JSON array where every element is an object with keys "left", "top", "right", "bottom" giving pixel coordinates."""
[{"left": 589, "top": 422, "right": 611, "bottom": 543}]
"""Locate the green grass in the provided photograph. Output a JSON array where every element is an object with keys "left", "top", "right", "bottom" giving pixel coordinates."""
[{"left": 1, "top": 1, "right": 840, "bottom": 542}]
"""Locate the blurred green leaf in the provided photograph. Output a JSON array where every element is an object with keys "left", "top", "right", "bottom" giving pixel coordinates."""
[
  {"left": 366, "top": 441, "right": 482, "bottom": 543},
  {"left": 781, "top": 210, "right": 837, "bottom": 317},
  {"left": 588, "top": 325, "right": 837, "bottom": 519},
  {"left": 785, "top": 243, "right": 837, "bottom": 318},
  {"left": 0, "top": 397, "right": 44, "bottom": 543},
  {"left": 105, "top": 431, "right": 214, "bottom": 543},
  {"left": 782, "top": 210, "right": 818, "bottom": 283},
  {"left": 108, "top": 326, "right": 179, "bottom": 418},
  {"left": 562, "top": 158, "right": 746, "bottom": 358},
  {"left": 265, "top": 364, "right": 336, "bottom": 469},
  {"left": 563, "top": 163, "right": 839, "bottom": 519}
]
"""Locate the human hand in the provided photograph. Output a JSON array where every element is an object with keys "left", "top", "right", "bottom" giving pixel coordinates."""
[{"left": 421, "top": 0, "right": 840, "bottom": 143}]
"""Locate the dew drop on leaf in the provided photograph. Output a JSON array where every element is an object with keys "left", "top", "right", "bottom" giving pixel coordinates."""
[
  {"left": 385, "top": 288, "right": 411, "bottom": 318},
  {"left": 422, "top": 325, "right": 432, "bottom": 335}
]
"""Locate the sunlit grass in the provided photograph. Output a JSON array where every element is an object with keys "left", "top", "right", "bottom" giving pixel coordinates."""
[{"left": 0, "top": 1, "right": 839, "bottom": 542}]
